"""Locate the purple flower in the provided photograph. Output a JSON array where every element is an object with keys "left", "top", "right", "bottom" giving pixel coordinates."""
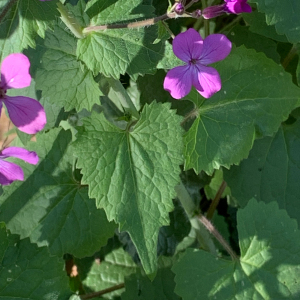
[
  {"left": 163, "top": 28, "right": 231, "bottom": 99},
  {"left": 0, "top": 147, "right": 38, "bottom": 185},
  {"left": 203, "top": 0, "right": 251, "bottom": 19},
  {"left": 0, "top": 53, "right": 46, "bottom": 134},
  {"left": 224, "top": 0, "right": 252, "bottom": 14}
]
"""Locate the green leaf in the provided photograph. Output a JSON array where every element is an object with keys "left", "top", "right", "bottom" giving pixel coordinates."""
[
  {"left": 122, "top": 260, "right": 180, "bottom": 300},
  {"left": 77, "top": 247, "right": 137, "bottom": 298},
  {"left": 224, "top": 119, "right": 300, "bottom": 226},
  {"left": 73, "top": 102, "right": 183, "bottom": 276},
  {"left": 35, "top": 23, "right": 102, "bottom": 112},
  {"left": 184, "top": 46, "right": 300, "bottom": 175},
  {"left": 173, "top": 199, "right": 300, "bottom": 299},
  {"left": 228, "top": 25, "right": 281, "bottom": 63},
  {"left": 0, "top": 128, "right": 116, "bottom": 258},
  {"left": 0, "top": 0, "right": 58, "bottom": 61},
  {"left": 243, "top": 11, "right": 288, "bottom": 42},
  {"left": 39, "top": 96, "right": 69, "bottom": 131},
  {"left": 77, "top": 0, "right": 167, "bottom": 78},
  {"left": 156, "top": 41, "right": 182, "bottom": 70},
  {"left": 248, "top": 0, "right": 300, "bottom": 43},
  {"left": 157, "top": 199, "right": 191, "bottom": 257},
  {"left": 0, "top": 223, "right": 72, "bottom": 299}
]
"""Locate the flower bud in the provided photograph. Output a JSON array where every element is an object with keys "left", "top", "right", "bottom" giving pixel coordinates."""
[
  {"left": 202, "top": 5, "right": 226, "bottom": 19},
  {"left": 175, "top": 3, "right": 184, "bottom": 15}
]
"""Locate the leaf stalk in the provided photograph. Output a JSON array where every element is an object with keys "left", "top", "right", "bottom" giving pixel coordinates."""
[
  {"left": 206, "top": 180, "right": 227, "bottom": 219},
  {"left": 176, "top": 179, "right": 238, "bottom": 261},
  {"left": 80, "top": 283, "right": 125, "bottom": 300},
  {"left": 198, "top": 214, "right": 239, "bottom": 261}
]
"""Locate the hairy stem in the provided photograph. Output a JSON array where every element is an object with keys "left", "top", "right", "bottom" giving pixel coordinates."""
[
  {"left": 206, "top": 180, "right": 227, "bottom": 219},
  {"left": 0, "top": 0, "right": 18, "bottom": 24},
  {"left": 198, "top": 214, "right": 239, "bottom": 261},
  {"left": 84, "top": 12, "right": 177, "bottom": 33},
  {"left": 57, "top": 2, "right": 84, "bottom": 39},
  {"left": 80, "top": 283, "right": 125, "bottom": 300}
]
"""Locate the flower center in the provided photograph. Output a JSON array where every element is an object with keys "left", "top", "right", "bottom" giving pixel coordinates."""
[
  {"left": 189, "top": 58, "right": 198, "bottom": 65},
  {"left": 0, "top": 83, "right": 6, "bottom": 99}
]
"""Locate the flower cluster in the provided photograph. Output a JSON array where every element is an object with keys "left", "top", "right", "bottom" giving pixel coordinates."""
[{"left": 0, "top": 53, "right": 47, "bottom": 185}]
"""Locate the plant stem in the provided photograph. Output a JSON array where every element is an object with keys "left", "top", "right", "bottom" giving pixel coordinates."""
[
  {"left": 0, "top": 0, "right": 18, "bottom": 24},
  {"left": 106, "top": 78, "right": 140, "bottom": 120},
  {"left": 282, "top": 44, "right": 298, "bottom": 70},
  {"left": 57, "top": 2, "right": 84, "bottom": 39},
  {"left": 84, "top": 12, "right": 176, "bottom": 33},
  {"left": 193, "top": 17, "right": 203, "bottom": 31},
  {"left": 201, "top": 0, "right": 210, "bottom": 37},
  {"left": 80, "top": 283, "right": 125, "bottom": 300},
  {"left": 218, "top": 15, "right": 242, "bottom": 34},
  {"left": 206, "top": 180, "right": 227, "bottom": 219},
  {"left": 198, "top": 214, "right": 239, "bottom": 261},
  {"left": 175, "top": 180, "right": 217, "bottom": 255},
  {"left": 83, "top": 11, "right": 197, "bottom": 34},
  {"left": 176, "top": 180, "right": 238, "bottom": 260},
  {"left": 161, "top": 20, "right": 175, "bottom": 39}
]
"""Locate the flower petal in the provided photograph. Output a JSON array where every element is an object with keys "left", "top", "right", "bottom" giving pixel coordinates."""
[
  {"left": 225, "top": 0, "right": 252, "bottom": 14},
  {"left": 0, "top": 53, "right": 31, "bottom": 89},
  {"left": 0, "top": 159, "right": 24, "bottom": 185},
  {"left": 194, "top": 65, "right": 221, "bottom": 98},
  {"left": 1, "top": 147, "right": 38, "bottom": 165},
  {"left": 173, "top": 28, "right": 204, "bottom": 63},
  {"left": 4, "top": 96, "right": 46, "bottom": 134},
  {"left": 199, "top": 34, "right": 232, "bottom": 65},
  {"left": 164, "top": 65, "right": 193, "bottom": 99}
]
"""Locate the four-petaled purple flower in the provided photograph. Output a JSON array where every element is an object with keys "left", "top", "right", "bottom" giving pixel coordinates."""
[
  {"left": 0, "top": 53, "right": 46, "bottom": 134},
  {"left": 164, "top": 28, "right": 231, "bottom": 99},
  {"left": 0, "top": 147, "right": 38, "bottom": 185}
]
